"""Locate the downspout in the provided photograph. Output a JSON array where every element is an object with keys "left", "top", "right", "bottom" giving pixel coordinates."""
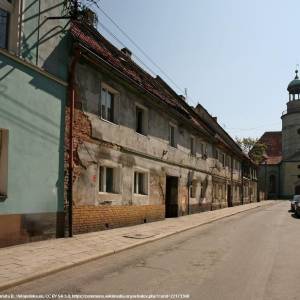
[{"left": 67, "top": 47, "right": 80, "bottom": 238}]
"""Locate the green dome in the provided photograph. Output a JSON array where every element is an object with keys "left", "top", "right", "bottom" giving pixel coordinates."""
[{"left": 288, "top": 70, "right": 300, "bottom": 93}]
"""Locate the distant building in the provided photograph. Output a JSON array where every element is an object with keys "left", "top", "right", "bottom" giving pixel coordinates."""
[{"left": 258, "top": 70, "right": 300, "bottom": 199}]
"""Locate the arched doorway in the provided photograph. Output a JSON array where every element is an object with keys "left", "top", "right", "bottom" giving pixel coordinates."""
[{"left": 295, "top": 185, "right": 300, "bottom": 195}]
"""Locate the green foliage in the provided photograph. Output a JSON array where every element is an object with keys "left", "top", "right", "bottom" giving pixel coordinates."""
[
  {"left": 249, "top": 142, "right": 267, "bottom": 164},
  {"left": 235, "top": 137, "right": 258, "bottom": 154},
  {"left": 63, "top": 0, "right": 99, "bottom": 24},
  {"left": 235, "top": 136, "right": 267, "bottom": 164}
]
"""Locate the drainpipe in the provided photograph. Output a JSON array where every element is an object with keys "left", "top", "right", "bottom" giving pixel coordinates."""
[{"left": 67, "top": 48, "right": 80, "bottom": 238}]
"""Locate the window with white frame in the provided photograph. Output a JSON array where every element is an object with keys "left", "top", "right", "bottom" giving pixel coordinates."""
[
  {"left": 100, "top": 85, "right": 116, "bottom": 123},
  {"left": 134, "top": 171, "right": 148, "bottom": 195},
  {"left": 0, "top": 7, "right": 9, "bottom": 49},
  {"left": 0, "top": 0, "right": 19, "bottom": 53},
  {"left": 190, "top": 136, "right": 195, "bottom": 155},
  {"left": 0, "top": 129, "right": 8, "bottom": 199},
  {"left": 135, "top": 104, "right": 148, "bottom": 135},
  {"left": 169, "top": 124, "right": 176, "bottom": 147},
  {"left": 99, "top": 166, "right": 119, "bottom": 194}
]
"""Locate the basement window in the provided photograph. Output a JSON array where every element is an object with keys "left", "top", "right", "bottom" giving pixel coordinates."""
[
  {"left": 0, "top": 129, "right": 8, "bottom": 200},
  {"left": 134, "top": 171, "right": 148, "bottom": 195},
  {"left": 99, "top": 166, "right": 118, "bottom": 193}
]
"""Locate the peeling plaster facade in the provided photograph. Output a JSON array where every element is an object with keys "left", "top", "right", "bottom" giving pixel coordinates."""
[{"left": 66, "top": 39, "right": 258, "bottom": 234}]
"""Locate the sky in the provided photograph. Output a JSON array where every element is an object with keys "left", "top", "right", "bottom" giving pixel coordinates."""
[{"left": 90, "top": 0, "right": 300, "bottom": 139}]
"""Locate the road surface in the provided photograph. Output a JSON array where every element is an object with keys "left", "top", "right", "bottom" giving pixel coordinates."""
[{"left": 4, "top": 201, "right": 300, "bottom": 300}]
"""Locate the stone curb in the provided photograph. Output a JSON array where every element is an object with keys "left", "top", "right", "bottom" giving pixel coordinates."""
[{"left": 0, "top": 201, "right": 278, "bottom": 291}]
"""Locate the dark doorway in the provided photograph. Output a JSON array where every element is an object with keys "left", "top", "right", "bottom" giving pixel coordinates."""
[
  {"left": 295, "top": 185, "right": 300, "bottom": 195},
  {"left": 227, "top": 185, "right": 233, "bottom": 207},
  {"left": 165, "top": 176, "right": 179, "bottom": 218}
]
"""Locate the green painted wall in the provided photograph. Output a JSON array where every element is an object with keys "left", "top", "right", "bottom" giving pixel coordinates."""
[
  {"left": 21, "top": 0, "right": 70, "bottom": 80},
  {"left": 0, "top": 53, "right": 66, "bottom": 214}
]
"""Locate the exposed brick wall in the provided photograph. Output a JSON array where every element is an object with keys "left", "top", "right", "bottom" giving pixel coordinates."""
[{"left": 73, "top": 205, "right": 165, "bottom": 234}]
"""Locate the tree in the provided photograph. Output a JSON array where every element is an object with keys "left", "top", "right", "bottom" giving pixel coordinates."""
[
  {"left": 63, "top": 0, "right": 99, "bottom": 23},
  {"left": 235, "top": 136, "right": 267, "bottom": 164},
  {"left": 235, "top": 137, "right": 258, "bottom": 154},
  {"left": 249, "top": 142, "right": 267, "bottom": 164}
]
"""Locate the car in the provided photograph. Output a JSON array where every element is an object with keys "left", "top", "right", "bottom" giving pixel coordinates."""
[
  {"left": 290, "top": 195, "right": 300, "bottom": 212},
  {"left": 296, "top": 201, "right": 300, "bottom": 217}
]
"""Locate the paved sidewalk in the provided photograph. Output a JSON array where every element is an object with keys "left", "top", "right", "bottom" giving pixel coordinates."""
[{"left": 0, "top": 200, "right": 278, "bottom": 291}]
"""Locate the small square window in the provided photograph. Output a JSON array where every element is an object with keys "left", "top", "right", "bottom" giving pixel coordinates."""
[
  {"left": 99, "top": 166, "right": 118, "bottom": 193},
  {"left": 169, "top": 124, "right": 176, "bottom": 147},
  {"left": 134, "top": 171, "right": 148, "bottom": 195}
]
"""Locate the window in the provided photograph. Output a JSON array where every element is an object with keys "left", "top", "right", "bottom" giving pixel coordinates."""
[
  {"left": 190, "top": 180, "right": 197, "bottom": 198},
  {"left": 134, "top": 171, "right": 148, "bottom": 195},
  {"left": 169, "top": 124, "right": 176, "bottom": 147},
  {"left": 0, "top": 129, "right": 8, "bottom": 200},
  {"left": 0, "top": 0, "right": 19, "bottom": 53},
  {"left": 0, "top": 8, "right": 9, "bottom": 49},
  {"left": 190, "top": 136, "right": 195, "bottom": 155},
  {"left": 101, "top": 87, "right": 115, "bottom": 122},
  {"left": 200, "top": 182, "right": 205, "bottom": 198},
  {"left": 218, "top": 151, "right": 225, "bottom": 166},
  {"left": 135, "top": 105, "right": 147, "bottom": 135},
  {"left": 199, "top": 143, "right": 204, "bottom": 155},
  {"left": 99, "top": 166, "right": 118, "bottom": 193}
]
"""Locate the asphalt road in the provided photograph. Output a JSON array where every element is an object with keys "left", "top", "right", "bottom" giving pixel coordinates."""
[{"left": 4, "top": 201, "right": 300, "bottom": 300}]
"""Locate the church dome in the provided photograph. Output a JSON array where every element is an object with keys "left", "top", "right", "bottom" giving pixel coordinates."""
[{"left": 287, "top": 70, "right": 300, "bottom": 93}]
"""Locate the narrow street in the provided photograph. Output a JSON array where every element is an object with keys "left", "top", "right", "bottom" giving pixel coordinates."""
[{"left": 4, "top": 201, "right": 300, "bottom": 300}]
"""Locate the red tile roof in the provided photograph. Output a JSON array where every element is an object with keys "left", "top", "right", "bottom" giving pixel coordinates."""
[
  {"left": 69, "top": 21, "right": 253, "bottom": 160},
  {"left": 70, "top": 22, "right": 213, "bottom": 135},
  {"left": 258, "top": 131, "right": 282, "bottom": 165}
]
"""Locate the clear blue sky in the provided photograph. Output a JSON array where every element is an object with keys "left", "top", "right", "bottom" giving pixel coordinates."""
[{"left": 92, "top": 0, "right": 299, "bottom": 139}]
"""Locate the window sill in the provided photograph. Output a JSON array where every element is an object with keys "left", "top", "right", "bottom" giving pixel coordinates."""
[
  {"left": 99, "top": 117, "right": 119, "bottom": 127},
  {"left": 0, "top": 194, "right": 7, "bottom": 202},
  {"left": 133, "top": 193, "right": 148, "bottom": 197},
  {"left": 136, "top": 131, "right": 148, "bottom": 138},
  {"left": 168, "top": 144, "right": 177, "bottom": 149},
  {"left": 98, "top": 192, "right": 120, "bottom": 195}
]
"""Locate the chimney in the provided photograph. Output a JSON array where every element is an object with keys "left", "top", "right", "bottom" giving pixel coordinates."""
[
  {"left": 179, "top": 95, "right": 186, "bottom": 101},
  {"left": 81, "top": 8, "right": 98, "bottom": 27},
  {"left": 121, "top": 47, "right": 132, "bottom": 58}
]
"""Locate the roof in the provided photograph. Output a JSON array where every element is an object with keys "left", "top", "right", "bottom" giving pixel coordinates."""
[
  {"left": 287, "top": 70, "right": 300, "bottom": 93},
  {"left": 69, "top": 21, "right": 254, "bottom": 163},
  {"left": 258, "top": 131, "right": 282, "bottom": 165},
  {"left": 70, "top": 21, "right": 214, "bottom": 138}
]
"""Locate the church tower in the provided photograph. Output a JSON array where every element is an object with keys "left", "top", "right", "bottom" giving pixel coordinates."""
[{"left": 281, "top": 69, "right": 300, "bottom": 196}]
